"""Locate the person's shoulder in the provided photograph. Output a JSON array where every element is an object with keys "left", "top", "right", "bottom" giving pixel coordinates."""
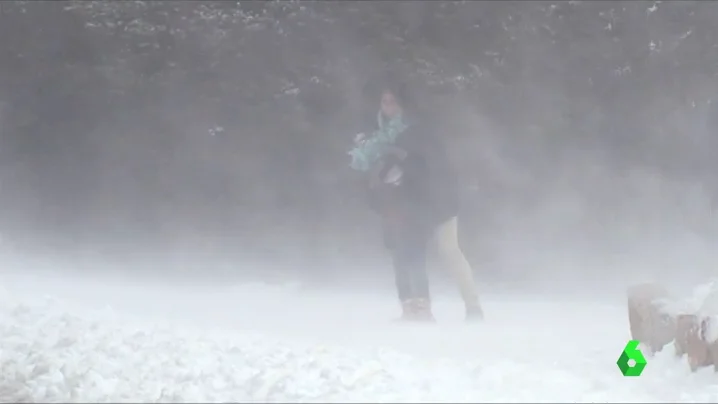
[{"left": 407, "top": 117, "right": 442, "bottom": 148}]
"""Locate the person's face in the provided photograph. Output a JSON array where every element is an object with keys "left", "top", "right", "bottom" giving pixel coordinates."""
[{"left": 380, "top": 91, "right": 402, "bottom": 118}]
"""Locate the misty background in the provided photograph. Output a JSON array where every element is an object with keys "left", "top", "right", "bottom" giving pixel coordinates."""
[{"left": 1, "top": 0, "right": 717, "bottom": 290}]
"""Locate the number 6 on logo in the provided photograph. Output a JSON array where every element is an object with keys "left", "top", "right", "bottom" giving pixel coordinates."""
[{"left": 617, "top": 340, "right": 648, "bottom": 376}]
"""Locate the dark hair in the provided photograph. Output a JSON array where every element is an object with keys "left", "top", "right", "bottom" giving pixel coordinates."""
[{"left": 380, "top": 79, "right": 415, "bottom": 112}]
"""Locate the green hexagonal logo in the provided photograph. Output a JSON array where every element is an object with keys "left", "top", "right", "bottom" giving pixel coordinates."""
[{"left": 617, "top": 340, "right": 647, "bottom": 376}]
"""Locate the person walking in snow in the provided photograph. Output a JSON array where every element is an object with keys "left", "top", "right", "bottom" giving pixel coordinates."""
[{"left": 348, "top": 80, "right": 484, "bottom": 322}]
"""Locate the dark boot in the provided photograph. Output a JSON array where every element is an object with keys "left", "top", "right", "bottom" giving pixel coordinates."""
[
  {"left": 465, "top": 304, "right": 484, "bottom": 322},
  {"left": 413, "top": 298, "right": 436, "bottom": 322},
  {"left": 398, "top": 299, "right": 416, "bottom": 321}
]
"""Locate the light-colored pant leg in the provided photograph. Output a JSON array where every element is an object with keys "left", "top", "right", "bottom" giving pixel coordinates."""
[{"left": 434, "top": 216, "right": 481, "bottom": 308}]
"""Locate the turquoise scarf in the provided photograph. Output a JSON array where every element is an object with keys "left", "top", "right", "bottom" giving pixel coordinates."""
[{"left": 348, "top": 111, "right": 409, "bottom": 172}]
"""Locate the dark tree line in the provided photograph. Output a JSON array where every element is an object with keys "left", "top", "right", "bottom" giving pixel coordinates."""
[{"left": 1, "top": 1, "right": 717, "bottom": 275}]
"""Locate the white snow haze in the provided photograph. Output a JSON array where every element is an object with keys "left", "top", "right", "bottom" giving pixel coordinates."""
[
  {"left": 4, "top": 1, "right": 718, "bottom": 403},
  {"left": 1, "top": 243, "right": 718, "bottom": 402}
]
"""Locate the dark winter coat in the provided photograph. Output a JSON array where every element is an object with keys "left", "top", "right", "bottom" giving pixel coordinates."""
[{"left": 367, "top": 118, "right": 459, "bottom": 248}]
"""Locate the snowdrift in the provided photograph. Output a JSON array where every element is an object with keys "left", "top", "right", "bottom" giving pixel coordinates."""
[
  {"left": 628, "top": 280, "right": 718, "bottom": 372},
  {"left": 2, "top": 275, "right": 718, "bottom": 402}
]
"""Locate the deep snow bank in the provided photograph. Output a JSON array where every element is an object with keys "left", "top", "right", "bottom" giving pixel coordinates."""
[
  {"left": 0, "top": 284, "right": 525, "bottom": 403},
  {"left": 1, "top": 274, "right": 718, "bottom": 402}
]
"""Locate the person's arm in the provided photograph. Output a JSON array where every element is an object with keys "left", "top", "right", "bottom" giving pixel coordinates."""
[
  {"left": 382, "top": 144, "right": 408, "bottom": 160},
  {"left": 367, "top": 159, "right": 390, "bottom": 212}
]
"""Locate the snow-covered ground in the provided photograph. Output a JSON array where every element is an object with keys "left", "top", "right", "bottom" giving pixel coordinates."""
[{"left": 1, "top": 265, "right": 718, "bottom": 402}]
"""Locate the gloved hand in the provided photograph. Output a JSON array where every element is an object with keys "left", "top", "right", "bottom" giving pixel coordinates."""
[{"left": 383, "top": 164, "right": 403, "bottom": 186}]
